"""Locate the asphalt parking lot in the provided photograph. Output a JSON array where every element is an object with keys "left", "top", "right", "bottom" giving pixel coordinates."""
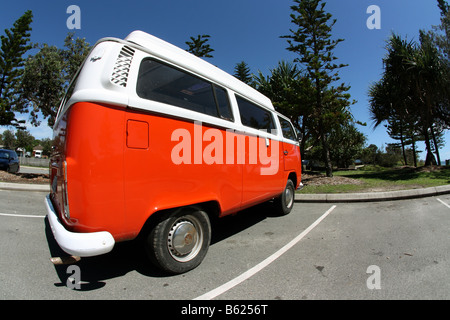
[{"left": 0, "top": 189, "right": 449, "bottom": 301}]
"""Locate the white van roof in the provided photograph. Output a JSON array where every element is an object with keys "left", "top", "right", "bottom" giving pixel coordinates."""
[{"left": 124, "top": 31, "right": 274, "bottom": 110}]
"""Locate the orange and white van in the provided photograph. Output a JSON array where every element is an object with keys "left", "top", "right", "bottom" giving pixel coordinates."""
[{"left": 46, "top": 31, "right": 301, "bottom": 274}]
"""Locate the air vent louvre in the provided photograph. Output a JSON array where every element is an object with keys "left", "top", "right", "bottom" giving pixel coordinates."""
[{"left": 111, "top": 46, "right": 135, "bottom": 87}]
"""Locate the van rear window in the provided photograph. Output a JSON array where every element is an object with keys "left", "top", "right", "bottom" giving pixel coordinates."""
[
  {"left": 136, "top": 59, "right": 233, "bottom": 121},
  {"left": 236, "top": 96, "right": 275, "bottom": 132}
]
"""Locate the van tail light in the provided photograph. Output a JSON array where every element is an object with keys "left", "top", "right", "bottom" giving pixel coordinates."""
[{"left": 62, "top": 160, "right": 70, "bottom": 219}]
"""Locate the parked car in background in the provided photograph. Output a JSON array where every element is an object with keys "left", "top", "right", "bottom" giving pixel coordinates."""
[{"left": 0, "top": 149, "right": 20, "bottom": 173}]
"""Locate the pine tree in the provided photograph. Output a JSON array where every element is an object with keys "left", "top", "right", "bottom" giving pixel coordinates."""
[
  {"left": 434, "top": 0, "right": 450, "bottom": 66},
  {"left": 385, "top": 114, "right": 420, "bottom": 166},
  {"left": 438, "top": 0, "right": 449, "bottom": 15},
  {"left": 282, "top": 0, "right": 352, "bottom": 177},
  {"left": 0, "top": 10, "right": 33, "bottom": 128},
  {"left": 233, "top": 61, "right": 253, "bottom": 85},
  {"left": 185, "top": 35, "right": 214, "bottom": 58}
]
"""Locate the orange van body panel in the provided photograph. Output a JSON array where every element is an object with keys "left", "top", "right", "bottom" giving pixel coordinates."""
[
  {"left": 51, "top": 101, "right": 301, "bottom": 242},
  {"left": 61, "top": 102, "right": 126, "bottom": 239},
  {"left": 123, "top": 112, "right": 244, "bottom": 237}
]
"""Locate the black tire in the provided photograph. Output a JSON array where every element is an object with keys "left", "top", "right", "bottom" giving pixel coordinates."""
[
  {"left": 7, "top": 164, "right": 18, "bottom": 173},
  {"left": 274, "top": 179, "right": 295, "bottom": 216},
  {"left": 145, "top": 207, "right": 211, "bottom": 274}
]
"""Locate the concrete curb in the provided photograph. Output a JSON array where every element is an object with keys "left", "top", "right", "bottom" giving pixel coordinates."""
[
  {"left": 2, "top": 181, "right": 450, "bottom": 203},
  {"left": 295, "top": 185, "right": 450, "bottom": 203},
  {"left": 0, "top": 182, "right": 49, "bottom": 192}
]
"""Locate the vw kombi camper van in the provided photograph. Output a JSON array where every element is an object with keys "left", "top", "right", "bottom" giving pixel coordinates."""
[{"left": 46, "top": 31, "right": 301, "bottom": 274}]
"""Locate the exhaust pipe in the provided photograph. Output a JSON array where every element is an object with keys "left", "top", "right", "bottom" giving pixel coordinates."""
[{"left": 50, "top": 256, "right": 81, "bottom": 265}]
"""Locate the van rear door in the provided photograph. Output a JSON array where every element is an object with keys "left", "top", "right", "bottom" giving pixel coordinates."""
[{"left": 278, "top": 116, "right": 301, "bottom": 172}]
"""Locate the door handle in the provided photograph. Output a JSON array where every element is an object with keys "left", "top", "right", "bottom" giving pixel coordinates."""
[{"left": 284, "top": 150, "right": 288, "bottom": 155}]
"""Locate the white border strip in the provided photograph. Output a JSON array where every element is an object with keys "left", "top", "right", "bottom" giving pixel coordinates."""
[
  {"left": 0, "top": 212, "right": 46, "bottom": 218},
  {"left": 437, "top": 198, "right": 450, "bottom": 209},
  {"left": 194, "top": 205, "right": 337, "bottom": 300}
]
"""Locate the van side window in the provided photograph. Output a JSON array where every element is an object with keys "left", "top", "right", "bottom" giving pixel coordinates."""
[
  {"left": 136, "top": 58, "right": 233, "bottom": 121},
  {"left": 278, "top": 116, "right": 297, "bottom": 141},
  {"left": 236, "top": 96, "right": 275, "bottom": 132},
  {"left": 213, "top": 85, "right": 233, "bottom": 121}
]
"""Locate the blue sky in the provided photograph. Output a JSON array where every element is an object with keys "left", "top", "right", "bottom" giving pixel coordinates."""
[{"left": 1, "top": 0, "right": 447, "bottom": 161}]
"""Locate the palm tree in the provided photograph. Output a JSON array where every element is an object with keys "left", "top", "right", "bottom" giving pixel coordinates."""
[
  {"left": 254, "top": 61, "right": 314, "bottom": 159},
  {"left": 369, "top": 33, "right": 450, "bottom": 166},
  {"left": 409, "top": 31, "right": 449, "bottom": 164}
]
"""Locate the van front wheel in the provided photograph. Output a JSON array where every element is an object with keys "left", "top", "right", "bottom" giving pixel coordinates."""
[
  {"left": 274, "top": 179, "right": 295, "bottom": 216},
  {"left": 145, "top": 207, "right": 211, "bottom": 274}
]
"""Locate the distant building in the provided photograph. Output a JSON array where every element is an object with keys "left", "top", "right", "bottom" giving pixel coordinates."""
[{"left": 33, "top": 145, "right": 44, "bottom": 158}]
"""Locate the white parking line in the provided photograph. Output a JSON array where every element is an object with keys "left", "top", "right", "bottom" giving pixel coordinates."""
[
  {"left": 437, "top": 198, "right": 450, "bottom": 209},
  {"left": 194, "top": 205, "right": 337, "bottom": 300},
  {"left": 0, "top": 212, "right": 46, "bottom": 218}
]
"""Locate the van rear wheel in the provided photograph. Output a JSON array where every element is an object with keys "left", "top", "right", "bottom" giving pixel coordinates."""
[
  {"left": 145, "top": 207, "right": 211, "bottom": 274},
  {"left": 274, "top": 179, "right": 295, "bottom": 216}
]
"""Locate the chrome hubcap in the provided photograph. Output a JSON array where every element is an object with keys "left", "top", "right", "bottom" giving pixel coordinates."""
[
  {"left": 285, "top": 187, "right": 294, "bottom": 208},
  {"left": 167, "top": 216, "right": 203, "bottom": 262}
]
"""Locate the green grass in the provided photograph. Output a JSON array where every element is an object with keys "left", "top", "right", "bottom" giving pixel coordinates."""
[{"left": 299, "top": 165, "right": 450, "bottom": 194}]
